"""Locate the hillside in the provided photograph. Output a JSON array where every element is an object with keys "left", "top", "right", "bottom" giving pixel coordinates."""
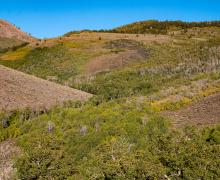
[
  {"left": 0, "top": 20, "right": 220, "bottom": 179},
  {"left": 0, "top": 37, "right": 27, "bottom": 53},
  {"left": 0, "top": 19, "right": 35, "bottom": 53},
  {"left": 0, "top": 32, "right": 168, "bottom": 82},
  {"left": 0, "top": 65, "right": 92, "bottom": 111},
  {"left": 0, "top": 19, "right": 35, "bottom": 42},
  {"left": 165, "top": 93, "right": 220, "bottom": 127},
  {"left": 109, "top": 20, "right": 220, "bottom": 34},
  {"left": 1, "top": 26, "right": 220, "bottom": 119}
]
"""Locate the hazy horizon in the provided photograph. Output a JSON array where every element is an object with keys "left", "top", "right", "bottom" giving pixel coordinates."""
[{"left": 1, "top": 0, "right": 220, "bottom": 38}]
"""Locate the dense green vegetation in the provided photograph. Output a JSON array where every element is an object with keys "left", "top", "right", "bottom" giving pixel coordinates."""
[
  {"left": 1, "top": 25, "right": 220, "bottom": 179},
  {"left": 0, "top": 44, "right": 99, "bottom": 83},
  {"left": 1, "top": 100, "right": 220, "bottom": 179}
]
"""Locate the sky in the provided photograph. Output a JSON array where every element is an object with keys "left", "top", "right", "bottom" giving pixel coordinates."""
[{"left": 0, "top": 0, "right": 220, "bottom": 38}]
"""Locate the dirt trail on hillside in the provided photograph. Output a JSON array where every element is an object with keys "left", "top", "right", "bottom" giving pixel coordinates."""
[
  {"left": 0, "top": 65, "right": 92, "bottom": 111},
  {"left": 165, "top": 93, "right": 220, "bottom": 128}
]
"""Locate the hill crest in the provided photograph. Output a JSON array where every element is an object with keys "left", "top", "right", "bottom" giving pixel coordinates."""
[{"left": 0, "top": 19, "right": 35, "bottom": 42}]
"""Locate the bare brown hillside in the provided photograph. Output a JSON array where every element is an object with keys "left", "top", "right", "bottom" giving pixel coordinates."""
[
  {"left": 0, "top": 65, "right": 92, "bottom": 111},
  {"left": 165, "top": 93, "right": 220, "bottom": 128},
  {"left": 0, "top": 19, "right": 35, "bottom": 42},
  {"left": 85, "top": 39, "right": 149, "bottom": 75}
]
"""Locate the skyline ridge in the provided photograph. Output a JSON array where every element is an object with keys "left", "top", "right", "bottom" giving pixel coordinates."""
[
  {"left": 1, "top": 18, "right": 220, "bottom": 39},
  {"left": 1, "top": 0, "right": 220, "bottom": 38}
]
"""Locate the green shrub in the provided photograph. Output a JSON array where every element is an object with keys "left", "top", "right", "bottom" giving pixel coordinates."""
[{"left": 10, "top": 101, "right": 220, "bottom": 179}]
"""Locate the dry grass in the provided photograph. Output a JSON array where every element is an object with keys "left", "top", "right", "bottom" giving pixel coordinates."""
[
  {"left": 85, "top": 50, "right": 148, "bottom": 75},
  {"left": 165, "top": 93, "right": 220, "bottom": 128},
  {"left": 65, "top": 32, "right": 171, "bottom": 44},
  {"left": 0, "top": 38, "right": 24, "bottom": 51},
  {"left": 0, "top": 140, "right": 20, "bottom": 180},
  {"left": 0, "top": 65, "right": 92, "bottom": 112},
  {"left": 0, "top": 47, "right": 31, "bottom": 61}
]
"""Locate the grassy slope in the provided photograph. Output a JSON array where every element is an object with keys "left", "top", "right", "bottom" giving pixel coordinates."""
[
  {"left": 0, "top": 44, "right": 97, "bottom": 82},
  {"left": 0, "top": 27, "right": 220, "bottom": 179},
  {"left": 0, "top": 37, "right": 27, "bottom": 53},
  {"left": 0, "top": 37, "right": 150, "bottom": 84}
]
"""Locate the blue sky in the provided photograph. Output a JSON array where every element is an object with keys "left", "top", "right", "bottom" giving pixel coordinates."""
[{"left": 1, "top": 0, "right": 220, "bottom": 38}]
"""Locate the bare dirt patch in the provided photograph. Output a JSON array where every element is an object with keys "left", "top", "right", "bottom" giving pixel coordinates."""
[
  {"left": 85, "top": 39, "right": 149, "bottom": 75},
  {"left": 165, "top": 93, "right": 220, "bottom": 128},
  {"left": 84, "top": 50, "right": 146, "bottom": 75},
  {"left": 0, "top": 65, "right": 92, "bottom": 112},
  {"left": 0, "top": 140, "right": 20, "bottom": 180}
]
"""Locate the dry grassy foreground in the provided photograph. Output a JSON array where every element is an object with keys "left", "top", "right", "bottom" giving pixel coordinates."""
[
  {"left": 0, "top": 65, "right": 92, "bottom": 111},
  {"left": 0, "top": 140, "right": 20, "bottom": 180}
]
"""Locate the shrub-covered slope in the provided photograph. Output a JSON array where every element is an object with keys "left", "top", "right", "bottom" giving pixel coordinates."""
[
  {"left": 110, "top": 20, "right": 220, "bottom": 34},
  {"left": 1, "top": 99, "right": 220, "bottom": 179},
  {"left": 0, "top": 25, "right": 220, "bottom": 179}
]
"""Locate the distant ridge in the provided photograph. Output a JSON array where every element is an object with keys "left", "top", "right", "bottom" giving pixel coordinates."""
[
  {"left": 0, "top": 19, "right": 35, "bottom": 42},
  {"left": 110, "top": 20, "right": 220, "bottom": 34},
  {"left": 64, "top": 20, "right": 220, "bottom": 36}
]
